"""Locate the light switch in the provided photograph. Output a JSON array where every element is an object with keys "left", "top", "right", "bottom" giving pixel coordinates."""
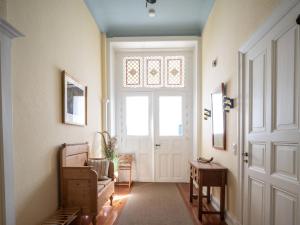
[{"left": 232, "top": 143, "right": 237, "bottom": 155}]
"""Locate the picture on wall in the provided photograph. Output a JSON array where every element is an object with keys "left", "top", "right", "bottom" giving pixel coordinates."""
[{"left": 63, "top": 71, "right": 87, "bottom": 126}]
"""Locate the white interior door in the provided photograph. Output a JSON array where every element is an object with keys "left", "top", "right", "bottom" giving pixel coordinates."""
[
  {"left": 154, "top": 93, "right": 191, "bottom": 182},
  {"left": 119, "top": 93, "right": 154, "bottom": 182},
  {"left": 243, "top": 4, "right": 300, "bottom": 225}
]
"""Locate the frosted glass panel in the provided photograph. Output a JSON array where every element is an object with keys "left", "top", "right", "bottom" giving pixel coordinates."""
[
  {"left": 126, "top": 96, "right": 149, "bottom": 136},
  {"left": 159, "top": 96, "right": 183, "bottom": 136}
]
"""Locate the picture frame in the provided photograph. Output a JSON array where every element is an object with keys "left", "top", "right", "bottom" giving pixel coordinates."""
[{"left": 62, "top": 71, "right": 87, "bottom": 126}]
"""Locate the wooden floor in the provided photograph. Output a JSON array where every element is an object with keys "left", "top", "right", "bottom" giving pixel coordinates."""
[
  {"left": 177, "top": 183, "right": 227, "bottom": 225},
  {"left": 72, "top": 183, "right": 227, "bottom": 225}
]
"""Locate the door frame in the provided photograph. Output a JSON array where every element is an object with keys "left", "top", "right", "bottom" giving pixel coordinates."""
[
  {"left": 0, "top": 18, "right": 23, "bottom": 225},
  {"left": 237, "top": 1, "right": 300, "bottom": 224},
  {"left": 106, "top": 36, "right": 201, "bottom": 162}
]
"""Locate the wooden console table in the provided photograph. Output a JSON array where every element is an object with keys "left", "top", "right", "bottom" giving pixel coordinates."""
[{"left": 189, "top": 161, "right": 227, "bottom": 221}]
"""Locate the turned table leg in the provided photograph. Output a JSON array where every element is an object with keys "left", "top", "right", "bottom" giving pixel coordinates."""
[
  {"left": 207, "top": 186, "right": 211, "bottom": 204},
  {"left": 220, "top": 185, "right": 225, "bottom": 220},
  {"left": 198, "top": 175, "right": 203, "bottom": 222},
  {"left": 189, "top": 176, "right": 193, "bottom": 203}
]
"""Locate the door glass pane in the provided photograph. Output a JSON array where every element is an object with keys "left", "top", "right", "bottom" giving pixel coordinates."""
[
  {"left": 126, "top": 96, "right": 149, "bottom": 136},
  {"left": 159, "top": 96, "right": 183, "bottom": 136}
]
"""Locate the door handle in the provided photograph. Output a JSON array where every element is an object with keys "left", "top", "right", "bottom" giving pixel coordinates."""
[
  {"left": 242, "top": 152, "right": 248, "bottom": 157},
  {"left": 155, "top": 144, "right": 161, "bottom": 147}
]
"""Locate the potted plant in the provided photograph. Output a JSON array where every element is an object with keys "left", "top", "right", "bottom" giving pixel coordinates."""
[{"left": 98, "top": 131, "right": 118, "bottom": 168}]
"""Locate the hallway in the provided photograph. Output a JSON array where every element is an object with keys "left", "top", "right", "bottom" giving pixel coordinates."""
[{"left": 1, "top": 1, "right": 299, "bottom": 225}]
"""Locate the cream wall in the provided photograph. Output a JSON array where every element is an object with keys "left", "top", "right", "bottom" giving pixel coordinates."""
[
  {"left": 100, "top": 32, "right": 108, "bottom": 130},
  {"left": 0, "top": 1, "right": 6, "bottom": 223},
  {"left": 0, "top": 0, "right": 6, "bottom": 19},
  {"left": 7, "top": 0, "right": 102, "bottom": 224},
  {"left": 201, "top": 0, "right": 281, "bottom": 220}
]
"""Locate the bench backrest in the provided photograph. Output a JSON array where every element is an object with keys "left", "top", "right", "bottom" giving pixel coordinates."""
[{"left": 61, "top": 142, "right": 89, "bottom": 167}]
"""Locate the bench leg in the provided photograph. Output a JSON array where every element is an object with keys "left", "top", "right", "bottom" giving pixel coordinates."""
[{"left": 110, "top": 195, "right": 113, "bottom": 206}]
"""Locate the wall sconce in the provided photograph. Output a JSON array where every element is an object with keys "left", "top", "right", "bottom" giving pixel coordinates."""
[
  {"left": 223, "top": 96, "right": 234, "bottom": 112},
  {"left": 204, "top": 109, "right": 211, "bottom": 120}
]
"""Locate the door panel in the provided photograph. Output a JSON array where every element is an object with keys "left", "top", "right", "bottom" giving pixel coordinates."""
[
  {"left": 154, "top": 93, "right": 191, "bottom": 182},
  {"left": 274, "top": 26, "right": 299, "bottom": 130},
  {"left": 248, "top": 178, "right": 265, "bottom": 225},
  {"left": 243, "top": 4, "right": 300, "bottom": 225},
  {"left": 119, "top": 93, "right": 154, "bottom": 182},
  {"left": 272, "top": 188, "right": 297, "bottom": 225},
  {"left": 250, "top": 50, "right": 267, "bottom": 132},
  {"left": 272, "top": 144, "right": 299, "bottom": 182},
  {"left": 249, "top": 143, "right": 266, "bottom": 172}
]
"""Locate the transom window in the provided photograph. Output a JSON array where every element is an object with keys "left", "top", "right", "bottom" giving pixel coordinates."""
[{"left": 123, "top": 56, "right": 185, "bottom": 88}]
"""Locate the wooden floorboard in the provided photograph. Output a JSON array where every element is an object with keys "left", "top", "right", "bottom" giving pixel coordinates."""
[
  {"left": 72, "top": 183, "right": 227, "bottom": 225},
  {"left": 72, "top": 184, "right": 131, "bottom": 225}
]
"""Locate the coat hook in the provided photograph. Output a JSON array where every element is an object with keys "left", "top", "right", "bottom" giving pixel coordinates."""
[
  {"left": 223, "top": 96, "right": 234, "bottom": 113},
  {"left": 203, "top": 109, "right": 211, "bottom": 120}
]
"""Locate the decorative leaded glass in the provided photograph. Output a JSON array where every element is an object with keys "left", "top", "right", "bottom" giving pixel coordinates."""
[
  {"left": 122, "top": 55, "right": 185, "bottom": 88},
  {"left": 123, "top": 57, "right": 142, "bottom": 87},
  {"left": 144, "top": 56, "right": 163, "bottom": 87},
  {"left": 165, "top": 56, "right": 184, "bottom": 87}
]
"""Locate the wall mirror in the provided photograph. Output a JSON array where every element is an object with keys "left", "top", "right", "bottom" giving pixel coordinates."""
[{"left": 211, "top": 83, "right": 226, "bottom": 150}]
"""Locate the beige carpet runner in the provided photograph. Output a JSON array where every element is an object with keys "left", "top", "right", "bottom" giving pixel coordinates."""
[{"left": 115, "top": 183, "right": 194, "bottom": 225}]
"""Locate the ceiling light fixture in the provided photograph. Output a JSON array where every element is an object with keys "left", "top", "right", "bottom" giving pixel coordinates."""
[
  {"left": 146, "top": 0, "right": 157, "bottom": 18},
  {"left": 146, "top": 0, "right": 156, "bottom": 7},
  {"left": 148, "top": 8, "right": 156, "bottom": 17}
]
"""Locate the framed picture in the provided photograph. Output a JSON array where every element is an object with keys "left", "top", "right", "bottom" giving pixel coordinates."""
[{"left": 63, "top": 71, "right": 87, "bottom": 126}]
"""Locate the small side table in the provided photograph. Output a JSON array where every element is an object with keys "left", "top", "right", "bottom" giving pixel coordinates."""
[
  {"left": 116, "top": 154, "right": 133, "bottom": 188},
  {"left": 189, "top": 161, "right": 227, "bottom": 221}
]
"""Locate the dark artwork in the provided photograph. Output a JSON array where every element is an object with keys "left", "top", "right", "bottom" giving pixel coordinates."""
[{"left": 67, "top": 82, "right": 84, "bottom": 115}]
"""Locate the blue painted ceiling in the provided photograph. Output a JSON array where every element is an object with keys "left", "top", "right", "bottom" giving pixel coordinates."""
[{"left": 84, "top": 0, "right": 215, "bottom": 37}]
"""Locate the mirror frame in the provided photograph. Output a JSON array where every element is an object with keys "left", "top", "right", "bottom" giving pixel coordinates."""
[{"left": 211, "top": 83, "right": 226, "bottom": 150}]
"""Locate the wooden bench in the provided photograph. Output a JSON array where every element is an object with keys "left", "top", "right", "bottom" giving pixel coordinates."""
[{"left": 41, "top": 208, "right": 81, "bottom": 225}]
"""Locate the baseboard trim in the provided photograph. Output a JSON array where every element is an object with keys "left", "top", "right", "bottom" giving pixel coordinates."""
[
  {"left": 210, "top": 196, "right": 240, "bottom": 225},
  {"left": 201, "top": 188, "right": 240, "bottom": 225}
]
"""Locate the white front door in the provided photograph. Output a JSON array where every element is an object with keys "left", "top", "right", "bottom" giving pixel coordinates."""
[
  {"left": 243, "top": 4, "right": 300, "bottom": 225},
  {"left": 116, "top": 51, "right": 193, "bottom": 182},
  {"left": 154, "top": 93, "right": 191, "bottom": 182},
  {"left": 119, "top": 92, "right": 192, "bottom": 182}
]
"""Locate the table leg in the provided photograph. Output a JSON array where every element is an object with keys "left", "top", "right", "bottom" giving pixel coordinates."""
[
  {"left": 189, "top": 176, "right": 193, "bottom": 203},
  {"left": 198, "top": 181, "right": 203, "bottom": 221},
  {"left": 220, "top": 185, "right": 225, "bottom": 221},
  {"left": 207, "top": 186, "right": 211, "bottom": 204}
]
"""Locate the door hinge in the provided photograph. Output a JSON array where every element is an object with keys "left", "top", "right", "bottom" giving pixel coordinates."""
[{"left": 297, "top": 14, "right": 300, "bottom": 25}]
